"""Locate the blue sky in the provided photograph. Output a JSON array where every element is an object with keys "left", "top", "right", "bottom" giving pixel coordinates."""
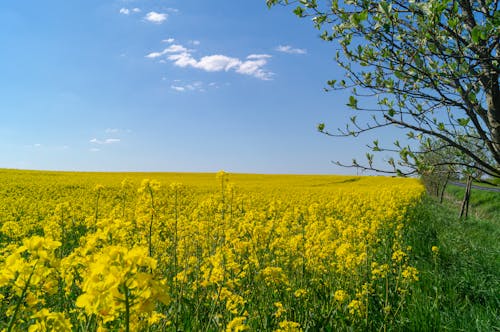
[{"left": 0, "top": 0, "right": 397, "bottom": 174}]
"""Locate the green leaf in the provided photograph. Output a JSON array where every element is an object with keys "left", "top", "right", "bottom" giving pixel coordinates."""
[
  {"left": 414, "top": 55, "right": 423, "bottom": 68},
  {"left": 293, "top": 6, "right": 304, "bottom": 17},
  {"left": 471, "top": 26, "right": 481, "bottom": 43},
  {"left": 366, "top": 153, "right": 374, "bottom": 167},
  {"left": 457, "top": 118, "right": 470, "bottom": 127},
  {"left": 314, "top": 14, "right": 327, "bottom": 26},
  {"left": 347, "top": 95, "right": 358, "bottom": 109},
  {"left": 359, "top": 10, "right": 368, "bottom": 22}
]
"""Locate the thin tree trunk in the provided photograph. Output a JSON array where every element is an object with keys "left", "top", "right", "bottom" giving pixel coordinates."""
[
  {"left": 459, "top": 176, "right": 473, "bottom": 219},
  {"left": 439, "top": 172, "right": 451, "bottom": 204},
  {"left": 465, "top": 176, "right": 472, "bottom": 218}
]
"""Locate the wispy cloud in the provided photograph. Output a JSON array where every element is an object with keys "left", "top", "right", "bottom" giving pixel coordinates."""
[
  {"left": 165, "top": 7, "right": 179, "bottom": 13},
  {"left": 105, "top": 128, "right": 119, "bottom": 134},
  {"left": 162, "top": 38, "right": 175, "bottom": 43},
  {"left": 147, "top": 41, "right": 273, "bottom": 80},
  {"left": 90, "top": 138, "right": 121, "bottom": 145},
  {"left": 104, "top": 128, "right": 131, "bottom": 134},
  {"left": 170, "top": 85, "right": 186, "bottom": 92},
  {"left": 119, "top": 7, "right": 140, "bottom": 15},
  {"left": 24, "top": 143, "right": 69, "bottom": 150},
  {"left": 145, "top": 44, "right": 189, "bottom": 59},
  {"left": 24, "top": 143, "right": 42, "bottom": 149},
  {"left": 276, "top": 45, "right": 307, "bottom": 55},
  {"left": 170, "top": 81, "right": 205, "bottom": 92},
  {"left": 144, "top": 11, "right": 168, "bottom": 24},
  {"left": 247, "top": 54, "right": 272, "bottom": 60}
]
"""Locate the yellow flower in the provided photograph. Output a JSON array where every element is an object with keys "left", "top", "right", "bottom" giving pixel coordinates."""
[
  {"left": 275, "top": 320, "right": 302, "bottom": 332},
  {"left": 274, "top": 302, "right": 286, "bottom": 318},
  {"left": 226, "top": 316, "right": 249, "bottom": 332},
  {"left": 347, "top": 299, "right": 364, "bottom": 317},
  {"left": 294, "top": 288, "right": 307, "bottom": 298},
  {"left": 391, "top": 249, "right": 407, "bottom": 263},
  {"left": 334, "top": 290, "right": 348, "bottom": 303},
  {"left": 28, "top": 309, "right": 72, "bottom": 332},
  {"left": 401, "top": 266, "right": 419, "bottom": 281}
]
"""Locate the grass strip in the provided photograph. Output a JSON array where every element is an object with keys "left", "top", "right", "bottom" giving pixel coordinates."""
[{"left": 402, "top": 197, "right": 500, "bottom": 331}]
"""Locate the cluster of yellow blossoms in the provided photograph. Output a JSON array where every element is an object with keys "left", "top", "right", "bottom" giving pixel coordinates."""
[{"left": 0, "top": 169, "right": 424, "bottom": 331}]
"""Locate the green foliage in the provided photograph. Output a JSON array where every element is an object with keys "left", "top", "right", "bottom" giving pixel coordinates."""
[{"left": 267, "top": 0, "right": 500, "bottom": 180}]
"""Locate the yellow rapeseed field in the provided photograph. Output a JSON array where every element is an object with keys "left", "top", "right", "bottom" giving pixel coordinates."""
[{"left": 0, "top": 169, "right": 424, "bottom": 331}]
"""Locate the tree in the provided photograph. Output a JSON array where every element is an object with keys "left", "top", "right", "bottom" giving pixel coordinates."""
[
  {"left": 418, "top": 141, "right": 455, "bottom": 203},
  {"left": 267, "top": 0, "right": 500, "bottom": 181}
]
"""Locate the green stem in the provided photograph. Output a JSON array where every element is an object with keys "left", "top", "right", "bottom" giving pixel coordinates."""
[
  {"left": 124, "top": 284, "right": 130, "bottom": 332},
  {"left": 174, "top": 188, "right": 179, "bottom": 330},
  {"left": 7, "top": 262, "right": 37, "bottom": 332},
  {"left": 94, "top": 190, "right": 100, "bottom": 225},
  {"left": 148, "top": 186, "right": 155, "bottom": 257}
]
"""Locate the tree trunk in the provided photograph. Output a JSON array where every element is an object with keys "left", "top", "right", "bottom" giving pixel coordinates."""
[
  {"left": 439, "top": 172, "right": 451, "bottom": 204},
  {"left": 459, "top": 176, "right": 473, "bottom": 219}
]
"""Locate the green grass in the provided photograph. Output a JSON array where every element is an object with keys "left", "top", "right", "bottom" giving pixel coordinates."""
[
  {"left": 446, "top": 184, "right": 500, "bottom": 220},
  {"left": 402, "top": 195, "right": 500, "bottom": 331}
]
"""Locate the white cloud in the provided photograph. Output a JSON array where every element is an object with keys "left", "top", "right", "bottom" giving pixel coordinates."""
[
  {"left": 165, "top": 44, "right": 189, "bottom": 53},
  {"left": 236, "top": 58, "right": 271, "bottom": 80},
  {"left": 146, "top": 52, "right": 162, "bottom": 59},
  {"left": 276, "top": 45, "right": 307, "bottom": 55},
  {"left": 147, "top": 42, "right": 273, "bottom": 80},
  {"left": 146, "top": 44, "right": 189, "bottom": 59},
  {"left": 25, "top": 143, "right": 70, "bottom": 150},
  {"left": 104, "top": 128, "right": 131, "bottom": 134},
  {"left": 195, "top": 55, "right": 241, "bottom": 72},
  {"left": 90, "top": 138, "right": 121, "bottom": 145},
  {"left": 144, "top": 11, "right": 168, "bottom": 24},
  {"left": 120, "top": 7, "right": 140, "bottom": 16},
  {"left": 162, "top": 38, "right": 175, "bottom": 43},
  {"left": 165, "top": 7, "right": 179, "bottom": 13},
  {"left": 167, "top": 52, "right": 197, "bottom": 67},
  {"left": 189, "top": 40, "right": 201, "bottom": 46},
  {"left": 247, "top": 54, "right": 272, "bottom": 59},
  {"left": 170, "top": 81, "right": 206, "bottom": 93},
  {"left": 171, "top": 85, "right": 185, "bottom": 92}
]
